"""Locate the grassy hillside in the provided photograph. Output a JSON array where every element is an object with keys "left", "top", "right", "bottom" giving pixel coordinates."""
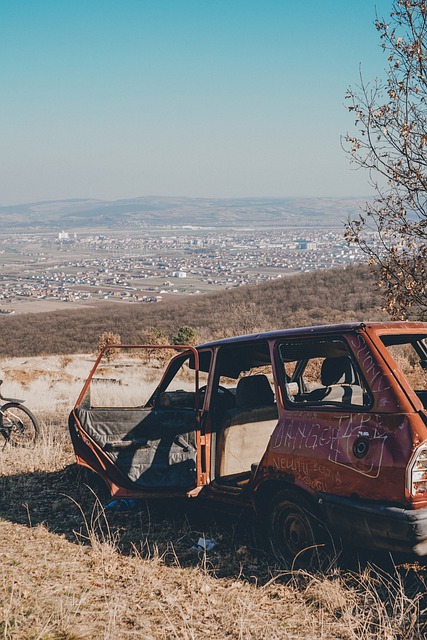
[
  {"left": 1, "top": 272, "right": 425, "bottom": 639},
  {"left": 0, "top": 354, "right": 425, "bottom": 639},
  {"left": 0, "top": 264, "right": 385, "bottom": 357}
]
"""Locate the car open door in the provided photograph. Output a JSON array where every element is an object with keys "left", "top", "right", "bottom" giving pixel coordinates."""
[{"left": 68, "top": 344, "right": 210, "bottom": 498}]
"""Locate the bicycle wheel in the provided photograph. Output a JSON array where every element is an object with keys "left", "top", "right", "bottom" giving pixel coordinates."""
[{"left": 0, "top": 403, "right": 40, "bottom": 446}]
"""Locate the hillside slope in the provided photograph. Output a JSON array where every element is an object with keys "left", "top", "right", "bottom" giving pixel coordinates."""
[
  {"left": 0, "top": 349, "right": 425, "bottom": 639},
  {"left": 0, "top": 264, "right": 385, "bottom": 357}
]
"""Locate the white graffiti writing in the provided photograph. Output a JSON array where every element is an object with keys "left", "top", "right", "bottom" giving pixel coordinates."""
[
  {"left": 349, "top": 334, "right": 391, "bottom": 396},
  {"left": 272, "top": 412, "right": 388, "bottom": 478},
  {"left": 328, "top": 413, "right": 387, "bottom": 477},
  {"left": 272, "top": 418, "right": 333, "bottom": 451},
  {"left": 272, "top": 456, "right": 328, "bottom": 492}
]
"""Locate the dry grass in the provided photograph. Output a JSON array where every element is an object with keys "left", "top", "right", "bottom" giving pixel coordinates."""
[
  {"left": 0, "top": 356, "right": 427, "bottom": 639},
  {"left": 0, "top": 354, "right": 95, "bottom": 425}
]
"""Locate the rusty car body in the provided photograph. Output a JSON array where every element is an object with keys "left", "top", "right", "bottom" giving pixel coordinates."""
[{"left": 69, "top": 322, "right": 427, "bottom": 561}]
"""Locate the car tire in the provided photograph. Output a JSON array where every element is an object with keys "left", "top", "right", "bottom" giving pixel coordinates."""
[{"left": 268, "top": 489, "right": 331, "bottom": 569}]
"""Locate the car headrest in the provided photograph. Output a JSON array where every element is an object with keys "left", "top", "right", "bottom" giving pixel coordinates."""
[
  {"left": 235, "top": 374, "right": 274, "bottom": 409},
  {"left": 321, "top": 356, "right": 356, "bottom": 386}
]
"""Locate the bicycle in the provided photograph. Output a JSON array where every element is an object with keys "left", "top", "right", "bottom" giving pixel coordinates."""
[{"left": 0, "top": 379, "right": 40, "bottom": 446}]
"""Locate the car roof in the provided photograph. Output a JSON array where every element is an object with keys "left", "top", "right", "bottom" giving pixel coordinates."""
[{"left": 196, "top": 321, "right": 427, "bottom": 350}]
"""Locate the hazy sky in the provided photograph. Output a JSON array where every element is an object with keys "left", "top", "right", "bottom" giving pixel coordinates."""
[{"left": 1, "top": 0, "right": 393, "bottom": 205}]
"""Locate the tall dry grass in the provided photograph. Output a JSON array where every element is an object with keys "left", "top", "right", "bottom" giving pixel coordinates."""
[{"left": 0, "top": 354, "right": 426, "bottom": 639}]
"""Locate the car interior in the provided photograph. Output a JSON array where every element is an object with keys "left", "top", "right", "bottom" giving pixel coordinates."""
[
  {"left": 209, "top": 341, "right": 278, "bottom": 487},
  {"left": 279, "top": 338, "right": 369, "bottom": 407},
  {"left": 73, "top": 341, "right": 280, "bottom": 490}
]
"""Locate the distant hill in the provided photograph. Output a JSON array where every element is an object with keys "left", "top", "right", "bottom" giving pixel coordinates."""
[
  {"left": 0, "top": 196, "right": 370, "bottom": 231},
  {"left": 0, "top": 264, "right": 385, "bottom": 357}
]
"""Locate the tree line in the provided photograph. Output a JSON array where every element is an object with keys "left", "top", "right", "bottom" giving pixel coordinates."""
[{"left": 0, "top": 264, "right": 385, "bottom": 358}]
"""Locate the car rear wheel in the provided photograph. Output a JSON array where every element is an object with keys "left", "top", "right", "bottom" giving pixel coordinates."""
[{"left": 268, "top": 490, "right": 330, "bottom": 568}]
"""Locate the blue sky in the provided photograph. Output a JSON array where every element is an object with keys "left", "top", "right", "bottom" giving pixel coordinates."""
[{"left": 0, "top": 0, "right": 392, "bottom": 205}]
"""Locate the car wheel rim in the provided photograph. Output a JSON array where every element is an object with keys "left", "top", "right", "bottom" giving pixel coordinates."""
[{"left": 282, "top": 509, "right": 312, "bottom": 556}]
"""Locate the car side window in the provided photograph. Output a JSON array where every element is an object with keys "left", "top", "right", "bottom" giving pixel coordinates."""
[{"left": 278, "top": 338, "right": 370, "bottom": 407}]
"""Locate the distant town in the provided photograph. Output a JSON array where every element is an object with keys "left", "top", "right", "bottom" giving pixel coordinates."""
[{"left": 0, "top": 226, "right": 368, "bottom": 314}]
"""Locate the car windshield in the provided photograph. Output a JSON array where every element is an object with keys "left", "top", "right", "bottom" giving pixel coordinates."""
[{"left": 380, "top": 334, "right": 427, "bottom": 405}]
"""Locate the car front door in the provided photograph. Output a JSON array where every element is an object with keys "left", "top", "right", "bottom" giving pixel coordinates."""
[{"left": 70, "top": 344, "right": 212, "bottom": 497}]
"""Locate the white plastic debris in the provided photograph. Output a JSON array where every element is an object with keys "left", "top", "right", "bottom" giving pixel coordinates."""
[{"left": 191, "top": 537, "right": 217, "bottom": 553}]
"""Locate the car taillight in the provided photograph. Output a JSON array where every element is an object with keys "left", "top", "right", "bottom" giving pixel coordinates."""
[{"left": 408, "top": 445, "right": 427, "bottom": 496}]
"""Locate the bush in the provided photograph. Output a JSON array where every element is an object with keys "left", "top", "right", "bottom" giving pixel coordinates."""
[
  {"left": 172, "top": 325, "right": 198, "bottom": 346},
  {"left": 97, "top": 331, "right": 121, "bottom": 360}
]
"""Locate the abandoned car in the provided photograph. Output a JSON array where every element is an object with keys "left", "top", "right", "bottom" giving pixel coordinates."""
[{"left": 69, "top": 321, "right": 427, "bottom": 561}]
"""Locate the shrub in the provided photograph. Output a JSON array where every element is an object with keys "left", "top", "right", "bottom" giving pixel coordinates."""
[
  {"left": 97, "top": 331, "right": 122, "bottom": 361},
  {"left": 172, "top": 325, "right": 198, "bottom": 346}
]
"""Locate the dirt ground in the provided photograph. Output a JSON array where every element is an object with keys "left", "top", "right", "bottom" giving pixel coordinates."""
[
  {"left": 1, "top": 431, "right": 427, "bottom": 640},
  {"left": 0, "top": 432, "right": 342, "bottom": 640},
  {"left": 0, "top": 299, "right": 96, "bottom": 315},
  {"left": 1, "top": 291, "right": 183, "bottom": 315}
]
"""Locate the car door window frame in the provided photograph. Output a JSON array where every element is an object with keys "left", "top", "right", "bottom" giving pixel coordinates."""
[{"left": 275, "top": 336, "right": 373, "bottom": 410}]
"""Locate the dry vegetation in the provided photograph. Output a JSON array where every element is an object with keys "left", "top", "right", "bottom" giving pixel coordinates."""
[
  {"left": 0, "top": 354, "right": 426, "bottom": 638},
  {"left": 0, "top": 264, "right": 385, "bottom": 357}
]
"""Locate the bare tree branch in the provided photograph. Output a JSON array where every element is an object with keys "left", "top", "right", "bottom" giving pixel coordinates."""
[{"left": 344, "top": 0, "right": 427, "bottom": 319}]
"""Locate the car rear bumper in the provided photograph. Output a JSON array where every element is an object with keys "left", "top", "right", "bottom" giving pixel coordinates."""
[{"left": 318, "top": 493, "right": 427, "bottom": 555}]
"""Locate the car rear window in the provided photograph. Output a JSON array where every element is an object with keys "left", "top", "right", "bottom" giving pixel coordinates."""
[
  {"left": 278, "top": 338, "right": 370, "bottom": 408},
  {"left": 380, "top": 334, "right": 427, "bottom": 406}
]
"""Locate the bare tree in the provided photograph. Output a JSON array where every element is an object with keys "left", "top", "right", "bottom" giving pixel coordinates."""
[{"left": 345, "top": 0, "right": 427, "bottom": 319}]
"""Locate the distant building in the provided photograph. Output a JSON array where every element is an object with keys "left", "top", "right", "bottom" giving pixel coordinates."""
[
  {"left": 298, "top": 240, "right": 317, "bottom": 250},
  {"left": 172, "top": 271, "right": 187, "bottom": 278},
  {"left": 58, "top": 231, "right": 69, "bottom": 240}
]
